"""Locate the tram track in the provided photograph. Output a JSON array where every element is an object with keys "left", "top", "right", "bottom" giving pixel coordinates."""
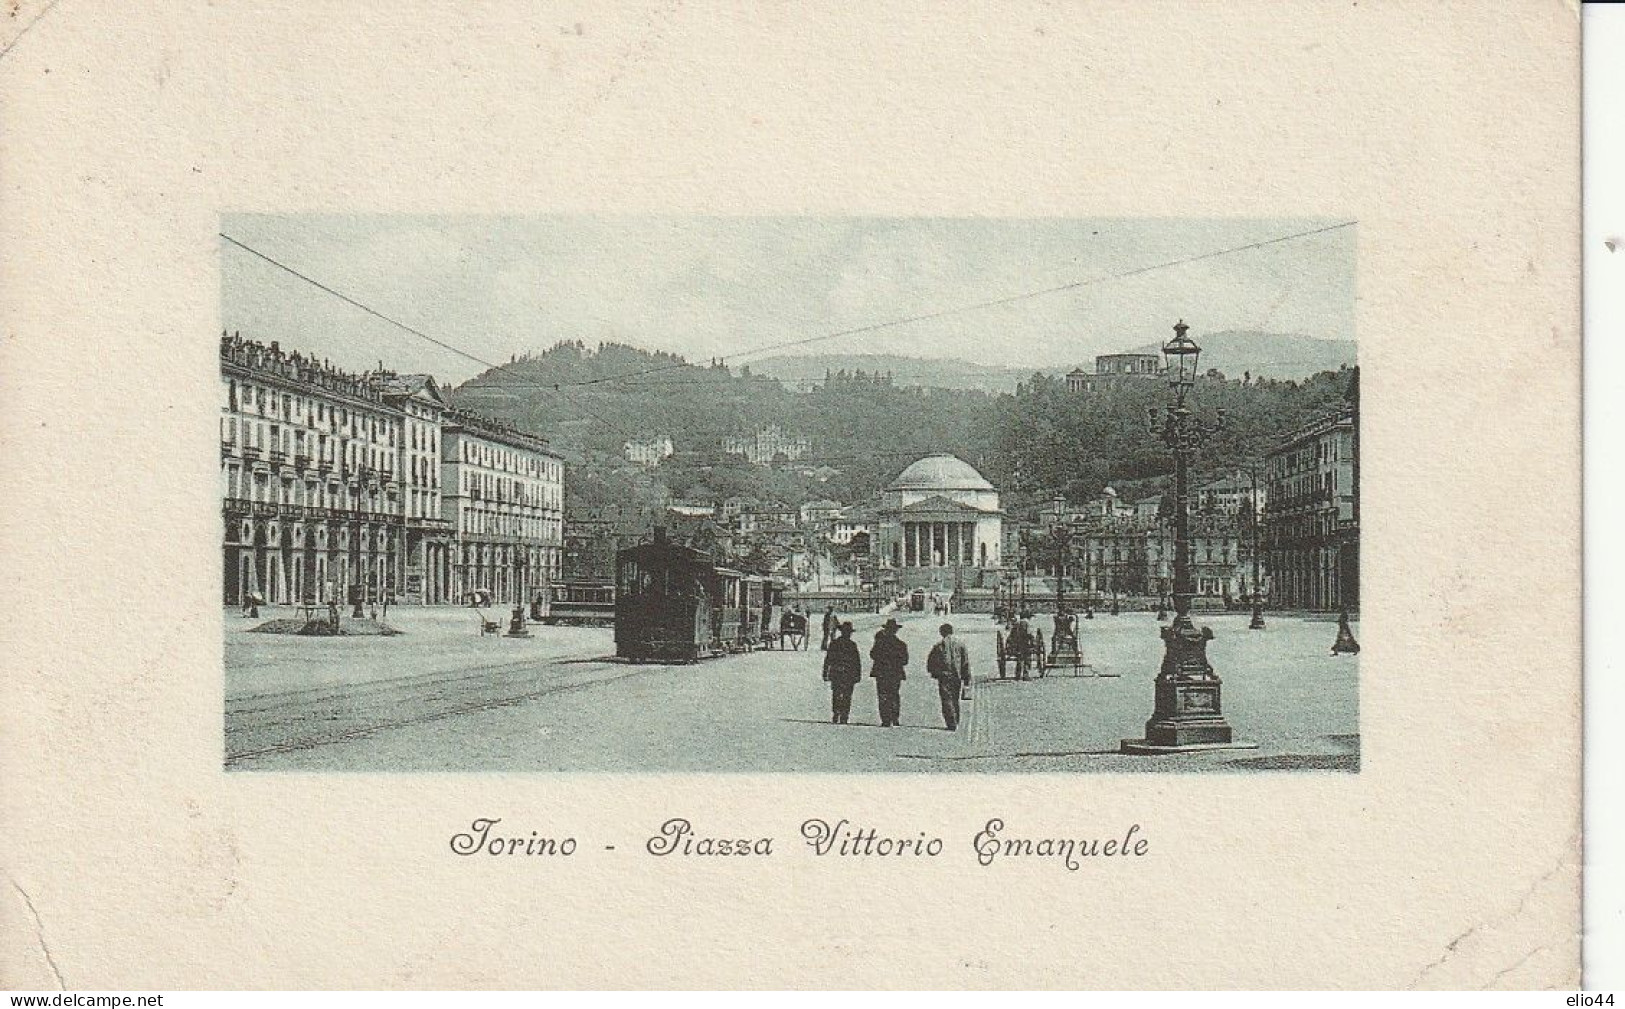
[{"left": 224, "top": 650, "right": 666, "bottom": 766}]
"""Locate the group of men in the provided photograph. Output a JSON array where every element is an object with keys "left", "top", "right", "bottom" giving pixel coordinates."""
[{"left": 819, "top": 613, "right": 972, "bottom": 731}]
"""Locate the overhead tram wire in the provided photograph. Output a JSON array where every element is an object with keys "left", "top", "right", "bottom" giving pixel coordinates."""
[
  {"left": 471, "top": 218, "right": 1358, "bottom": 393},
  {"left": 218, "top": 232, "right": 647, "bottom": 443},
  {"left": 220, "top": 221, "right": 1356, "bottom": 432}
]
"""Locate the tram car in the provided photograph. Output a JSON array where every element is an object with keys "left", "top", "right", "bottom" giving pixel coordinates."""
[
  {"left": 614, "top": 531, "right": 779, "bottom": 662},
  {"left": 540, "top": 580, "right": 616, "bottom": 625}
]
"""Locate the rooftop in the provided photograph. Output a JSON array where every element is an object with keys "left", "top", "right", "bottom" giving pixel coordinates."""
[{"left": 886, "top": 453, "right": 996, "bottom": 493}]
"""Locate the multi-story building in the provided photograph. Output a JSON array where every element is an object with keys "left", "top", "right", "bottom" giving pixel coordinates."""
[
  {"left": 1068, "top": 514, "right": 1257, "bottom": 603},
  {"left": 1262, "top": 391, "right": 1358, "bottom": 611},
  {"left": 722, "top": 424, "right": 812, "bottom": 465},
  {"left": 622, "top": 435, "right": 674, "bottom": 468},
  {"left": 220, "top": 332, "right": 563, "bottom": 608},
  {"left": 563, "top": 503, "right": 656, "bottom": 582},
  {"left": 221, "top": 334, "right": 415, "bottom": 607},
  {"left": 798, "top": 499, "right": 843, "bottom": 527},
  {"left": 440, "top": 408, "right": 565, "bottom": 607},
  {"left": 372, "top": 372, "right": 456, "bottom": 604},
  {"left": 829, "top": 505, "right": 876, "bottom": 552},
  {"left": 1197, "top": 470, "right": 1267, "bottom": 516}
]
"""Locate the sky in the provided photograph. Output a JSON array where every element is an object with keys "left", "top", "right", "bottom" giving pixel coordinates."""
[{"left": 220, "top": 215, "right": 1356, "bottom": 385}]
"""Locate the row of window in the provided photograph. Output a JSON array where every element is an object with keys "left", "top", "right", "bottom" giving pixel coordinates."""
[
  {"left": 225, "top": 380, "right": 405, "bottom": 446},
  {"left": 452, "top": 436, "right": 562, "bottom": 482}
]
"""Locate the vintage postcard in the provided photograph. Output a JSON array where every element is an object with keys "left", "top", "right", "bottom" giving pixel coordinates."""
[{"left": 1, "top": 2, "right": 1581, "bottom": 991}]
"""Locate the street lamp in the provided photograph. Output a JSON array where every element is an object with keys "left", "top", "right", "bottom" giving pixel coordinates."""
[
  {"left": 1123, "top": 321, "right": 1251, "bottom": 754},
  {"left": 506, "top": 548, "right": 531, "bottom": 637}
]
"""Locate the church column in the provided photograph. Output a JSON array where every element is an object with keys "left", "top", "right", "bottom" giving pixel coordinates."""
[{"left": 903, "top": 523, "right": 914, "bottom": 567}]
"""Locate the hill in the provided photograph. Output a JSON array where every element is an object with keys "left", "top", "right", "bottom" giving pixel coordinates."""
[
  {"left": 1121, "top": 330, "right": 1354, "bottom": 380},
  {"left": 748, "top": 353, "right": 1034, "bottom": 394},
  {"left": 749, "top": 333, "right": 1352, "bottom": 394},
  {"left": 449, "top": 339, "right": 1357, "bottom": 524}
]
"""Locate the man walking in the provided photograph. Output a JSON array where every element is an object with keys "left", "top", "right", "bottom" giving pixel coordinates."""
[
  {"left": 928, "top": 623, "right": 972, "bottom": 730},
  {"left": 822, "top": 621, "right": 862, "bottom": 724},
  {"left": 1008, "top": 613, "right": 1032, "bottom": 681},
  {"left": 869, "top": 617, "right": 909, "bottom": 728},
  {"left": 820, "top": 605, "right": 838, "bottom": 651}
]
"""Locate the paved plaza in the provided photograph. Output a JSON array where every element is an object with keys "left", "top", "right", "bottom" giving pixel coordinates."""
[{"left": 225, "top": 605, "right": 1358, "bottom": 773}]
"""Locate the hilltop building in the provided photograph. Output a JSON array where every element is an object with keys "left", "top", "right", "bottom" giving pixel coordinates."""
[
  {"left": 1066, "top": 352, "right": 1164, "bottom": 393},
  {"left": 622, "top": 435, "right": 674, "bottom": 468},
  {"left": 722, "top": 424, "right": 812, "bottom": 465}
]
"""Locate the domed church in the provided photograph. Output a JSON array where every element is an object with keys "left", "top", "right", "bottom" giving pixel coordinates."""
[{"left": 876, "top": 453, "right": 1003, "bottom": 589}]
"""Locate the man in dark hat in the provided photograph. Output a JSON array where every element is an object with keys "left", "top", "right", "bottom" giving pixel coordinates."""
[
  {"left": 822, "top": 621, "right": 862, "bottom": 724},
  {"left": 869, "top": 617, "right": 910, "bottom": 728}
]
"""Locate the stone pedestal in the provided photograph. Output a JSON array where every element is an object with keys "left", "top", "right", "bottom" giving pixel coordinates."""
[
  {"left": 1141, "top": 677, "right": 1233, "bottom": 746},
  {"left": 505, "top": 607, "right": 532, "bottom": 638},
  {"left": 1121, "top": 617, "right": 1254, "bottom": 754}
]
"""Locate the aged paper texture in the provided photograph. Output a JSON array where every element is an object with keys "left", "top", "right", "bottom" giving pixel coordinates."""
[{"left": 0, "top": 1, "right": 1580, "bottom": 990}]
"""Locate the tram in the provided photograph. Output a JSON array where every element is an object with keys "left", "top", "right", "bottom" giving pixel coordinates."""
[
  {"left": 614, "top": 531, "right": 780, "bottom": 662},
  {"left": 540, "top": 580, "right": 616, "bottom": 625}
]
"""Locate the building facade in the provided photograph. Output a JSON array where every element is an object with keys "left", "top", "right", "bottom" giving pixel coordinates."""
[
  {"left": 440, "top": 409, "right": 565, "bottom": 607},
  {"left": 876, "top": 454, "right": 1003, "bottom": 591},
  {"left": 722, "top": 424, "right": 812, "bottom": 465},
  {"left": 221, "top": 333, "right": 562, "bottom": 608},
  {"left": 622, "top": 435, "right": 674, "bottom": 467},
  {"left": 1262, "top": 404, "right": 1357, "bottom": 611},
  {"left": 1066, "top": 352, "right": 1164, "bottom": 393},
  {"left": 222, "top": 335, "right": 417, "bottom": 607}
]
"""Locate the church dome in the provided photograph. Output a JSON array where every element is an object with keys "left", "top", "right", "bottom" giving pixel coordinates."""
[{"left": 887, "top": 454, "right": 996, "bottom": 493}]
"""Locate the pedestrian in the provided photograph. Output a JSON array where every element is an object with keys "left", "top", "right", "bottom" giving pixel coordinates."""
[
  {"left": 1010, "top": 612, "right": 1033, "bottom": 680},
  {"left": 822, "top": 621, "right": 861, "bottom": 724},
  {"left": 927, "top": 622, "right": 971, "bottom": 730},
  {"left": 779, "top": 608, "right": 794, "bottom": 650},
  {"left": 820, "top": 605, "right": 838, "bottom": 651},
  {"left": 869, "top": 617, "right": 909, "bottom": 728}
]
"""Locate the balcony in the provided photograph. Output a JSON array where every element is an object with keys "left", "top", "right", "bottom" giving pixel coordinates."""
[
  {"left": 268, "top": 450, "right": 288, "bottom": 467},
  {"left": 294, "top": 453, "right": 312, "bottom": 470}
]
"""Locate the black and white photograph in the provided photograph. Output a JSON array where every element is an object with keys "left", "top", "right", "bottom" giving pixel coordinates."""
[{"left": 221, "top": 215, "right": 1361, "bottom": 773}]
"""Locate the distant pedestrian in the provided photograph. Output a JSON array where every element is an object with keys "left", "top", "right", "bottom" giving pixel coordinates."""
[
  {"left": 820, "top": 605, "right": 838, "bottom": 651},
  {"left": 870, "top": 617, "right": 909, "bottom": 728},
  {"left": 1007, "top": 613, "right": 1032, "bottom": 680},
  {"left": 927, "top": 622, "right": 971, "bottom": 730},
  {"left": 822, "top": 621, "right": 862, "bottom": 724}
]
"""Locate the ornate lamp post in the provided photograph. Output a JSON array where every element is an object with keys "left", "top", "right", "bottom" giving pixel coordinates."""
[
  {"left": 1123, "top": 321, "right": 1253, "bottom": 754},
  {"left": 506, "top": 549, "right": 531, "bottom": 638}
]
